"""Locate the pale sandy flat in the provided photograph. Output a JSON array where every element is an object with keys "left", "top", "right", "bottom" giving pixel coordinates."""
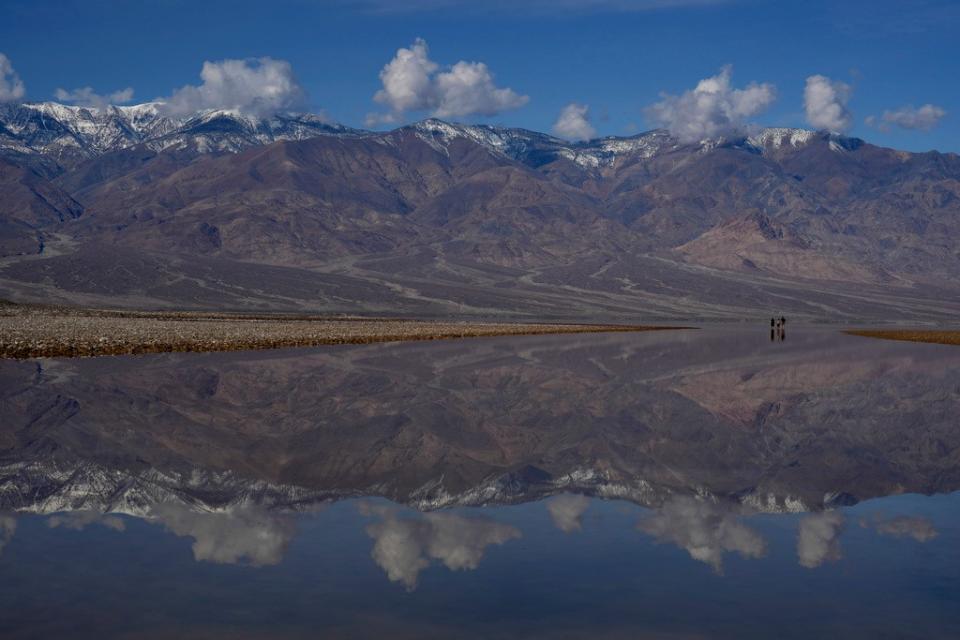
[{"left": 0, "top": 305, "right": 687, "bottom": 358}]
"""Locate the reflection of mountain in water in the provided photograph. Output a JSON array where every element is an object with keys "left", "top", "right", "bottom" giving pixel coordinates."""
[{"left": 2, "top": 329, "right": 959, "bottom": 518}]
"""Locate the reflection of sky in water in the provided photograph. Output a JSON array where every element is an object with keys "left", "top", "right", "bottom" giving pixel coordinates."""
[{"left": 1, "top": 492, "right": 958, "bottom": 639}]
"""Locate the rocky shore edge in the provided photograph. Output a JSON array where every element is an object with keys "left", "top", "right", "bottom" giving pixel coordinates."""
[{"left": 0, "top": 303, "right": 689, "bottom": 359}]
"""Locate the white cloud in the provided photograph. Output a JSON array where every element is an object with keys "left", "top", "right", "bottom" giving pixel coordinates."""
[
  {"left": 374, "top": 38, "right": 438, "bottom": 113},
  {"left": 432, "top": 61, "right": 528, "bottom": 118},
  {"left": 369, "top": 38, "right": 528, "bottom": 124},
  {"left": 547, "top": 494, "right": 591, "bottom": 532},
  {"left": 868, "top": 515, "right": 938, "bottom": 542},
  {"left": 151, "top": 503, "right": 297, "bottom": 567},
  {"left": 645, "top": 65, "right": 777, "bottom": 143},
  {"left": 364, "top": 506, "right": 521, "bottom": 590},
  {"left": 553, "top": 103, "right": 597, "bottom": 141},
  {"left": 804, "top": 75, "right": 853, "bottom": 133},
  {"left": 0, "top": 53, "right": 26, "bottom": 102},
  {"left": 637, "top": 496, "right": 767, "bottom": 573},
  {"left": 797, "top": 511, "right": 844, "bottom": 568},
  {"left": 54, "top": 86, "right": 135, "bottom": 110},
  {"left": 866, "top": 104, "right": 946, "bottom": 132},
  {"left": 0, "top": 514, "right": 15, "bottom": 556},
  {"left": 47, "top": 510, "right": 126, "bottom": 531},
  {"left": 161, "top": 57, "right": 306, "bottom": 118}
]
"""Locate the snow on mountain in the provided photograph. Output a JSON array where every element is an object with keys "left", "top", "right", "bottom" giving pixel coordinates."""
[
  {"left": 405, "top": 118, "right": 568, "bottom": 161},
  {"left": 747, "top": 127, "right": 817, "bottom": 150},
  {"left": 0, "top": 99, "right": 857, "bottom": 173},
  {"left": 745, "top": 127, "right": 865, "bottom": 156},
  {"left": 405, "top": 118, "right": 680, "bottom": 169},
  {"left": 405, "top": 119, "right": 844, "bottom": 170},
  {"left": 0, "top": 101, "right": 173, "bottom": 160},
  {"left": 0, "top": 101, "right": 364, "bottom": 167},
  {"left": 569, "top": 131, "right": 679, "bottom": 167},
  {"left": 146, "top": 108, "right": 363, "bottom": 154}
]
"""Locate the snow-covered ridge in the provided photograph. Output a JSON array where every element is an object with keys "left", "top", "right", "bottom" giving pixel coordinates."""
[
  {"left": 1, "top": 101, "right": 178, "bottom": 157},
  {"left": 406, "top": 118, "right": 679, "bottom": 169},
  {"left": 406, "top": 118, "right": 567, "bottom": 159},
  {"left": 747, "top": 127, "right": 817, "bottom": 150},
  {"left": 0, "top": 99, "right": 861, "bottom": 170},
  {"left": 0, "top": 100, "right": 362, "bottom": 164},
  {"left": 405, "top": 119, "right": 850, "bottom": 169},
  {"left": 408, "top": 118, "right": 546, "bottom": 151},
  {"left": 744, "top": 127, "right": 866, "bottom": 155}
]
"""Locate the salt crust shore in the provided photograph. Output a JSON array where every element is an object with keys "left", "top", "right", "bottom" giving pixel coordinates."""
[
  {"left": 0, "top": 304, "right": 688, "bottom": 359},
  {"left": 846, "top": 329, "right": 960, "bottom": 347}
]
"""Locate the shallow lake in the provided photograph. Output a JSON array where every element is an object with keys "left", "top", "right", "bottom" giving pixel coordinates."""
[{"left": 1, "top": 327, "right": 958, "bottom": 638}]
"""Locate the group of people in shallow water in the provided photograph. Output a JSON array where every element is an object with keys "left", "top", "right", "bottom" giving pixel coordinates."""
[{"left": 771, "top": 316, "right": 787, "bottom": 342}]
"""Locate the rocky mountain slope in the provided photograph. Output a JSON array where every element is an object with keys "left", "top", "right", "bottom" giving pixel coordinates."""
[{"left": 1, "top": 102, "right": 958, "bottom": 320}]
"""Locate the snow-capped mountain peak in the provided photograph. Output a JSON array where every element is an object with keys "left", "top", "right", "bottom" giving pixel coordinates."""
[
  {"left": 747, "top": 127, "right": 817, "bottom": 150},
  {"left": 0, "top": 100, "right": 363, "bottom": 166},
  {"left": 1, "top": 99, "right": 867, "bottom": 174},
  {"left": 404, "top": 119, "right": 678, "bottom": 169}
]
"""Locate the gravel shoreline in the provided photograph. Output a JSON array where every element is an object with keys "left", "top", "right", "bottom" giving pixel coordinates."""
[
  {"left": 0, "top": 304, "right": 688, "bottom": 359},
  {"left": 845, "top": 329, "right": 960, "bottom": 346}
]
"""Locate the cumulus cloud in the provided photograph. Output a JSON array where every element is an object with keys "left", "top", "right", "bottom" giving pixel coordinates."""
[
  {"left": 368, "top": 38, "right": 528, "bottom": 125},
  {"left": 797, "top": 511, "right": 844, "bottom": 568},
  {"left": 363, "top": 506, "right": 521, "bottom": 590},
  {"left": 54, "top": 86, "right": 135, "bottom": 110},
  {"left": 866, "top": 104, "right": 946, "bottom": 132},
  {"left": 432, "top": 61, "right": 528, "bottom": 118},
  {"left": 645, "top": 65, "right": 777, "bottom": 143},
  {"left": 161, "top": 57, "right": 307, "bottom": 118},
  {"left": 0, "top": 514, "right": 15, "bottom": 556},
  {"left": 553, "top": 103, "right": 597, "bottom": 141},
  {"left": 866, "top": 515, "right": 938, "bottom": 542},
  {"left": 547, "top": 494, "right": 591, "bottom": 533},
  {"left": 0, "top": 53, "right": 25, "bottom": 102},
  {"left": 151, "top": 503, "right": 296, "bottom": 567},
  {"left": 637, "top": 496, "right": 767, "bottom": 573},
  {"left": 47, "top": 510, "right": 126, "bottom": 532},
  {"left": 804, "top": 75, "right": 853, "bottom": 133},
  {"left": 373, "top": 39, "right": 438, "bottom": 114}
]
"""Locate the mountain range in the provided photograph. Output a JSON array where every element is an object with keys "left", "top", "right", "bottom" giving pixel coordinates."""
[{"left": 2, "top": 101, "right": 959, "bottom": 321}]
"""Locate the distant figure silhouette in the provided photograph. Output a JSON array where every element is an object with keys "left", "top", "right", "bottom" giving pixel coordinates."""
[{"left": 769, "top": 315, "right": 786, "bottom": 342}]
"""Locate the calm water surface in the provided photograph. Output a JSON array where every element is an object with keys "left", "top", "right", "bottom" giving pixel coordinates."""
[{"left": 1, "top": 327, "right": 958, "bottom": 638}]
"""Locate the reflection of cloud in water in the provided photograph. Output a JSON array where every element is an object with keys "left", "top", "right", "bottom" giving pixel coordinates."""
[
  {"left": 363, "top": 505, "right": 521, "bottom": 590},
  {"left": 547, "top": 494, "right": 591, "bottom": 533},
  {"left": 637, "top": 496, "right": 767, "bottom": 573},
  {"left": 797, "top": 511, "right": 844, "bottom": 568},
  {"left": 868, "top": 515, "right": 938, "bottom": 542},
  {"left": 151, "top": 503, "right": 296, "bottom": 567},
  {"left": 0, "top": 514, "right": 15, "bottom": 556},
  {"left": 47, "top": 510, "right": 126, "bottom": 532}
]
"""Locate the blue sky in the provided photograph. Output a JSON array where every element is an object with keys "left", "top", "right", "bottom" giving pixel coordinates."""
[{"left": 1, "top": 0, "right": 958, "bottom": 151}]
